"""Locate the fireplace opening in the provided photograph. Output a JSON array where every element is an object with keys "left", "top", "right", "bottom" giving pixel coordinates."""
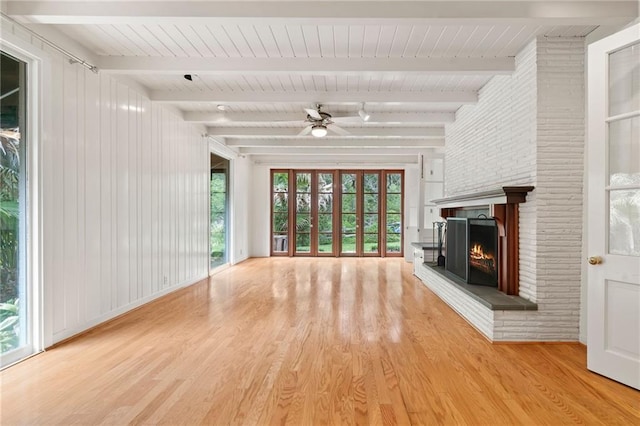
[
  {"left": 445, "top": 218, "right": 498, "bottom": 287},
  {"left": 468, "top": 219, "right": 498, "bottom": 286}
]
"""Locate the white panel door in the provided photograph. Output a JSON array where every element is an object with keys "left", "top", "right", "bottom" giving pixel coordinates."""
[{"left": 587, "top": 23, "right": 640, "bottom": 390}]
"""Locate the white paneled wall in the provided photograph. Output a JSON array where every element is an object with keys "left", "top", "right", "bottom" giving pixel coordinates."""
[
  {"left": 44, "top": 61, "right": 209, "bottom": 344},
  {"left": 1, "top": 25, "right": 210, "bottom": 346},
  {"left": 230, "top": 155, "right": 252, "bottom": 264},
  {"left": 249, "top": 164, "right": 272, "bottom": 258},
  {"left": 45, "top": 63, "right": 209, "bottom": 344}
]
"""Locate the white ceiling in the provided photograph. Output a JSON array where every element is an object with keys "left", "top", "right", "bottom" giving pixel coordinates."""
[{"left": 3, "top": 1, "right": 638, "bottom": 159}]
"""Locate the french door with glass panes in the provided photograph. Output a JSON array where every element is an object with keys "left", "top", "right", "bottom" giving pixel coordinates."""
[
  {"left": 340, "top": 171, "right": 380, "bottom": 256},
  {"left": 292, "top": 170, "right": 337, "bottom": 256},
  {"left": 271, "top": 169, "right": 403, "bottom": 257},
  {"left": 339, "top": 170, "right": 404, "bottom": 257}
]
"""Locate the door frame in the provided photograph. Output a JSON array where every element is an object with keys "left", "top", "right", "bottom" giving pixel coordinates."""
[
  {"left": 269, "top": 168, "right": 404, "bottom": 258},
  {"left": 0, "top": 34, "right": 45, "bottom": 366}
]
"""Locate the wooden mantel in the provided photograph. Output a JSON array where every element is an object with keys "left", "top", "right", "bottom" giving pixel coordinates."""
[
  {"left": 432, "top": 186, "right": 535, "bottom": 209},
  {"left": 433, "top": 186, "right": 534, "bottom": 296}
]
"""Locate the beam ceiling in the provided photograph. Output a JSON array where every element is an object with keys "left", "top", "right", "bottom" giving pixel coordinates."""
[
  {"left": 185, "top": 111, "right": 455, "bottom": 124},
  {"left": 6, "top": 1, "right": 636, "bottom": 158},
  {"left": 152, "top": 90, "right": 477, "bottom": 104},
  {"left": 7, "top": 1, "right": 638, "bottom": 26},
  {"left": 238, "top": 147, "right": 434, "bottom": 155},
  {"left": 222, "top": 138, "right": 444, "bottom": 148},
  {"left": 207, "top": 127, "right": 445, "bottom": 138},
  {"left": 97, "top": 57, "right": 515, "bottom": 76}
]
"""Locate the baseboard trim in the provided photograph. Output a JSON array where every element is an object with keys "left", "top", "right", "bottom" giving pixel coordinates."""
[{"left": 492, "top": 341, "right": 582, "bottom": 345}]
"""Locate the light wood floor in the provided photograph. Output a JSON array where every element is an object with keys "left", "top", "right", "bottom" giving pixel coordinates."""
[{"left": 1, "top": 258, "right": 638, "bottom": 425}]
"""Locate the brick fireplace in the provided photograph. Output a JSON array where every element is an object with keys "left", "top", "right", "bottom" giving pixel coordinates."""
[{"left": 413, "top": 36, "right": 585, "bottom": 342}]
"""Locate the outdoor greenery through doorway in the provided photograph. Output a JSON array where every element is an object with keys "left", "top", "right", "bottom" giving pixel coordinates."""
[
  {"left": 271, "top": 169, "right": 403, "bottom": 257},
  {"left": 210, "top": 155, "right": 229, "bottom": 269},
  {"left": 0, "top": 51, "right": 26, "bottom": 363}
]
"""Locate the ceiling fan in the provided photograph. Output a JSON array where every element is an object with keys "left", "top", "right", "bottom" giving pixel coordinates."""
[{"left": 298, "top": 104, "right": 362, "bottom": 137}]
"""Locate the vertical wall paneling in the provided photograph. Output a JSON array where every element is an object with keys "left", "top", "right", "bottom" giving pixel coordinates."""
[
  {"left": 151, "top": 105, "right": 160, "bottom": 294},
  {"left": 40, "top": 48, "right": 55, "bottom": 345},
  {"left": 50, "top": 56, "right": 65, "bottom": 334},
  {"left": 128, "top": 90, "right": 139, "bottom": 303},
  {"left": 159, "top": 107, "right": 166, "bottom": 289},
  {"left": 33, "top": 62, "right": 208, "bottom": 344},
  {"left": 84, "top": 70, "right": 101, "bottom": 320},
  {"left": 170, "top": 110, "right": 177, "bottom": 286},
  {"left": 178, "top": 122, "right": 185, "bottom": 282},
  {"left": 116, "top": 82, "right": 130, "bottom": 307},
  {"left": 99, "top": 74, "right": 112, "bottom": 315},
  {"left": 109, "top": 77, "right": 119, "bottom": 312},
  {"left": 141, "top": 97, "right": 152, "bottom": 298},
  {"left": 62, "top": 59, "right": 79, "bottom": 331},
  {"left": 75, "top": 67, "right": 87, "bottom": 325}
]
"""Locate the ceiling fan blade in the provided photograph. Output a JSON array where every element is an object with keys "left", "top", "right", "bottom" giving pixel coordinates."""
[
  {"left": 304, "top": 108, "right": 322, "bottom": 120},
  {"left": 297, "top": 126, "right": 312, "bottom": 136},
  {"left": 329, "top": 125, "right": 350, "bottom": 136}
]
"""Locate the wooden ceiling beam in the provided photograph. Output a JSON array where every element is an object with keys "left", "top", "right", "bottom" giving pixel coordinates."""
[{"left": 7, "top": 1, "right": 637, "bottom": 26}]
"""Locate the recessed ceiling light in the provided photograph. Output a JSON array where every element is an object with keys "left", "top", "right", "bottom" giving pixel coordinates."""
[{"left": 217, "top": 104, "right": 227, "bottom": 111}]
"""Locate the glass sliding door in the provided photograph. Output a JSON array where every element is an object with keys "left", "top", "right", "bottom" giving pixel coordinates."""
[
  {"left": 1, "top": 52, "right": 30, "bottom": 367},
  {"left": 210, "top": 155, "right": 229, "bottom": 269},
  {"left": 384, "top": 171, "right": 404, "bottom": 256}
]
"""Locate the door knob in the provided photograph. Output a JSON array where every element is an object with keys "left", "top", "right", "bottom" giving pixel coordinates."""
[{"left": 588, "top": 256, "right": 603, "bottom": 265}]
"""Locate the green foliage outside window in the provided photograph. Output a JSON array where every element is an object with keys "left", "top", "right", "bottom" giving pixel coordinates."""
[
  {"left": 272, "top": 171, "right": 402, "bottom": 253},
  {"left": 0, "top": 130, "right": 20, "bottom": 353},
  {"left": 210, "top": 173, "right": 226, "bottom": 266}
]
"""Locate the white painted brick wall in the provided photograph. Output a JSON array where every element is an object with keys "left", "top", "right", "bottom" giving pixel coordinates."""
[
  {"left": 445, "top": 39, "right": 538, "bottom": 195},
  {"left": 532, "top": 37, "right": 585, "bottom": 341},
  {"left": 432, "top": 37, "right": 585, "bottom": 341}
]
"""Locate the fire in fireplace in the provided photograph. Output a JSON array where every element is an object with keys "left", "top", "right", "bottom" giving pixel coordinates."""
[
  {"left": 470, "top": 244, "right": 495, "bottom": 274},
  {"left": 446, "top": 218, "right": 499, "bottom": 287}
]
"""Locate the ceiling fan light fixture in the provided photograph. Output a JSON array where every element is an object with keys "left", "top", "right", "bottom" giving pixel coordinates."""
[{"left": 311, "top": 124, "right": 328, "bottom": 137}]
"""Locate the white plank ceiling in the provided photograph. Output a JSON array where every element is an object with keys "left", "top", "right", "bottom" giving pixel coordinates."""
[{"left": 4, "top": 0, "right": 638, "bottom": 156}]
